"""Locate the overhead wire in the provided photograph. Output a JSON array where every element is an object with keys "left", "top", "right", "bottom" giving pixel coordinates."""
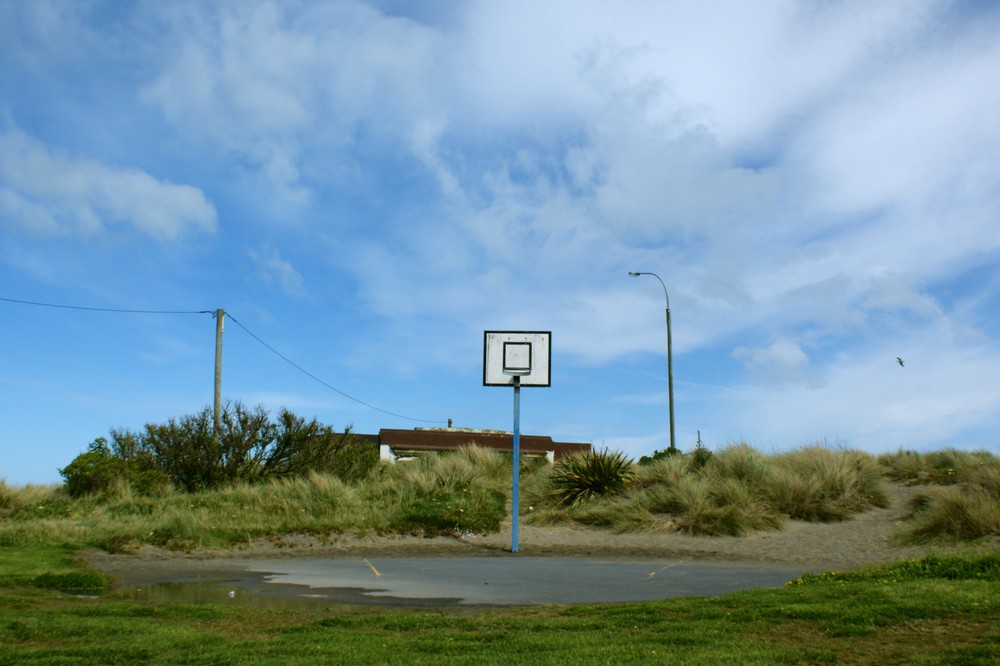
[
  {"left": 1, "top": 296, "right": 444, "bottom": 424},
  {"left": 224, "top": 311, "right": 443, "bottom": 424},
  {"left": 0, "top": 296, "right": 212, "bottom": 315}
]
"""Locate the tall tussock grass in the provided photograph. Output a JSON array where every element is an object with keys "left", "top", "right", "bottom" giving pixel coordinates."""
[
  {"left": 367, "top": 447, "right": 508, "bottom": 535},
  {"left": 639, "top": 474, "right": 781, "bottom": 536},
  {"left": 903, "top": 485, "right": 1000, "bottom": 543},
  {"left": 765, "top": 447, "right": 889, "bottom": 521},
  {"left": 879, "top": 448, "right": 998, "bottom": 486},
  {"left": 1, "top": 446, "right": 508, "bottom": 550},
  {"left": 877, "top": 448, "right": 1000, "bottom": 544},
  {"left": 522, "top": 443, "right": 893, "bottom": 536},
  {"left": 3, "top": 445, "right": 997, "bottom": 547}
]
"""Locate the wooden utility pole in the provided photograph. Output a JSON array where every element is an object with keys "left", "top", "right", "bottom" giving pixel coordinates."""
[{"left": 214, "top": 308, "right": 224, "bottom": 437}]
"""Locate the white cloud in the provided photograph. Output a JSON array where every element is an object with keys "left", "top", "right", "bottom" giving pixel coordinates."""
[
  {"left": 732, "top": 338, "right": 810, "bottom": 383},
  {"left": 0, "top": 127, "right": 217, "bottom": 242},
  {"left": 247, "top": 244, "right": 307, "bottom": 297},
  {"left": 797, "top": 27, "right": 1000, "bottom": 213},
  {"left": 139, "top": 1, "right": 443, "bottom": 210}
]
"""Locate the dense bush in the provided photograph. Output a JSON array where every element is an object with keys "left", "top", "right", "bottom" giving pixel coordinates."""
[
  {"left": 59, "top": 438, "right": 166, "bottom": 498},
  {"left": 58, "top": 439, "right": 122, "bottom": 498},
  {"left": 59, "top": 403, "right": 375, "bottom": 495}
]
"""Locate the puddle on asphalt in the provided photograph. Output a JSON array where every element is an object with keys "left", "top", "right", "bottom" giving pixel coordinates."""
[
  {"left": 119, "top": 578, "right": 464, "bottom": 611},
  {"left": 123, "top": 580, "right": 336, "bottom": 611}
]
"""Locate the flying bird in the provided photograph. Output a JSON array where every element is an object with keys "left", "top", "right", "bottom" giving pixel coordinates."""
[{"left": 896, "top": 357, "right": 905, "bottom": 367}]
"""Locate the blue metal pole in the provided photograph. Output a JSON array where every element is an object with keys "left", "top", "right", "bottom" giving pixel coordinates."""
[{"left": 512, "top": 376, "right": 521, "bottom": 553}]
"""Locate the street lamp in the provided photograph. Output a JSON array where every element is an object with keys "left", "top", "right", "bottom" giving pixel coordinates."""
[{"left": 629, "top": 271, "right": 676, "bottom": 454}]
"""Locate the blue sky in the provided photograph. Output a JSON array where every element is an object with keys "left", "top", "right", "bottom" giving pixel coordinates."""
[{"left": 2, "top": 0, "right": 999, "bottom": 486}]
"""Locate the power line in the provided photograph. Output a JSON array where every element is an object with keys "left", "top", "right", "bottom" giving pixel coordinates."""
[
  {"left": 0, "top": 296, "right": 213, "bottom": 315},
  {"left": 1, "top": 295, "right": 445, "bottom": 425},
  {"left": 225, "top": 311, "right": 444, "bottom": 424}
]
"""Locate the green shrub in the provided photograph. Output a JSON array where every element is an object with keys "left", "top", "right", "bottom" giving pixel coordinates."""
[
  {"left": 688, "top": 440, "right": 714, "bottom": 471},
  {"left": 264, "top": 411, "right": 374, "bottom": 482},
  {"left": 61, "top": 403, "right": 372, "bottom": 494},
  {"left": 549, "top": 449, "right": 635, "bottom": 507},
  {"left": 59, "top": 439, "right": 125, "bottom": 498},
  {"left": 637, "top": 447, "right": 682, "bottom": 465}
]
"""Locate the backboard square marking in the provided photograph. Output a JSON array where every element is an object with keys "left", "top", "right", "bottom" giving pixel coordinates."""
[{"left": 504, "top": 342, "right": 532, "bottom": 373}]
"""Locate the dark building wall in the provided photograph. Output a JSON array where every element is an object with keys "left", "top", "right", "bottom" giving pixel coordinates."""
[{"left": 376, "top": 428, "right": 590, "bottom": 460}]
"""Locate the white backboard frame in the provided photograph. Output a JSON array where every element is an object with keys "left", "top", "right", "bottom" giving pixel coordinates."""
[{"left": 483, "top": 331, "right": 551, "bottom": 387}]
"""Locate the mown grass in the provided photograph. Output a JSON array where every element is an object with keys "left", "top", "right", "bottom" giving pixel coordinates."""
[
  {"left": 2, "top": 445, "right": 998, "bottom": 551},
  {"left": 0, "top": 545, "right": 996, "bottom": 664}
]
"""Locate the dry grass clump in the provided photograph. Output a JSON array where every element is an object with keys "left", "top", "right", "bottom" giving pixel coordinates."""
[
  {"left": 766, "top": 447, "right": 888, "bottom": 521},
  {"left": 524, "top": 442, "right": 889, "bottom": 537},
  {"left": 701, "top": 443, "right": 770, "bottom": 487},
  {"left": 879, "top": 448, "right": 997, "bottom": 486},
  {"left": 361, "top": 446, "right": 508, "bottom": 536},
  {"left": 680, "top": 444, "right": 786, "bottom": 535},
  {"left": 641, "top": 474, "right": 782, "bottom": 536},
  {"left": 878, "top": 448, "right": 1000, "bottom": 543},
  {"left": 903, "top": 486, "right": 1000, "bottom": 543},
  {"left": 632, "top": 455, "right": 688, "bottom": 487},
  {"left": 898, "top": 453, "right": 1000, "bottom": 544}
]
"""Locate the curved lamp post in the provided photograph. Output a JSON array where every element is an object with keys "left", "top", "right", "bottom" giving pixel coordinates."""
[{"left": 629, "top": 271, "right": 676, "bottom": 454}]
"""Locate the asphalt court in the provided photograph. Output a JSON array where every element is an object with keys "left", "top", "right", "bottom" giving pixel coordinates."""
[{"left": 122, "top": 556, "right": 814, "bottom": 607}]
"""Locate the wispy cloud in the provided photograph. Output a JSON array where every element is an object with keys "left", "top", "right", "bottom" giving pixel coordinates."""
[
  {"left": 247, "top": 244, "right": 307, "bottom": 297},
  {"left": 0, "top": 126, "right": 216, "bottom": 241}
]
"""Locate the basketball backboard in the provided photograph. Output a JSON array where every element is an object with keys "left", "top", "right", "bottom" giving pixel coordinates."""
[{"left": 483, "top": 331, "right": 551, "bottom": 387}]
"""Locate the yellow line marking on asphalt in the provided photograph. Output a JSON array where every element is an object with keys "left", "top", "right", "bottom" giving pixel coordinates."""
[
  {"left": 647, "top": 560, "right": 687, "bottom": 579},
  {"left": 363, "top": 558, "right": 381, "bottom": 577}
]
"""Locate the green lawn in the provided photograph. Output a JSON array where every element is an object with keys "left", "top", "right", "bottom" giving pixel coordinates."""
[{"left": 1, "top": 545, "right": 997, "bottom": 665}]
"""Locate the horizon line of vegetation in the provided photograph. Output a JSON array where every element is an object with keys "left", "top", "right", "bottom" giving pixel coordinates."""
[{"left": 1, "top": 401, "right": 997, "bottom": 552}]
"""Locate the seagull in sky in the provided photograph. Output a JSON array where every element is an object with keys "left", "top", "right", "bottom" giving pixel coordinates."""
[{"left": 896, "top": 357, "right": 905, "bottom": 367}]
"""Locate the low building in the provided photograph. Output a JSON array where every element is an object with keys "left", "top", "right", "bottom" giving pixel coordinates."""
[{"left": 377, "top": 427, "right": 590, "bottom": 463}]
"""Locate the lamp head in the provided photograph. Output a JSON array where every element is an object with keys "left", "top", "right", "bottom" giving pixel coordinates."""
[{"left": 628, "top": 271, "right": 640, "bottom": 277}]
